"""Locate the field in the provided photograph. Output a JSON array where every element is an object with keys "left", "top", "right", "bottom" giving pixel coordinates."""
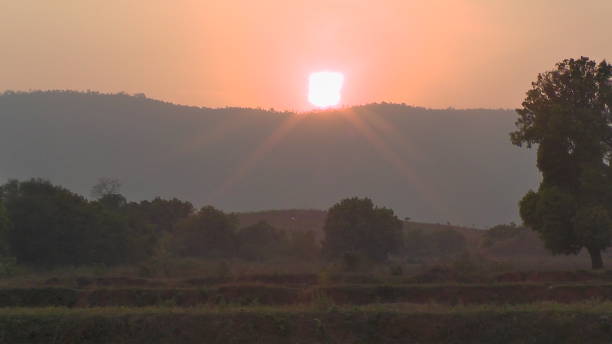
[
  {"left": 1, "top": 266, "right": 612, "bottom": 343},
  {"left": 0, "top": 211, "right": 610, "bottom": 343},
  {"left": 2, "top": 303, "right": 612, "bottom": 344},
  {"left": 0, "top": 209, "right": 610, "bottom": 343}
]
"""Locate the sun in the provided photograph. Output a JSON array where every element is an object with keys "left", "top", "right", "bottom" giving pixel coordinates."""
[{"left": 308, "top": 71, "right": 344, "bottom": 108}]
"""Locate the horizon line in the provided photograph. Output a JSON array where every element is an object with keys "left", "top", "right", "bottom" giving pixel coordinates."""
[{"left": 0, "top": 88, "right": 516, "bottom": 113}]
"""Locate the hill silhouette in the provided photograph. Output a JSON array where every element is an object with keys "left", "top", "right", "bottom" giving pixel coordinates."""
[{"left": 0, "top": 91, "right": 538, "bottom": 227}]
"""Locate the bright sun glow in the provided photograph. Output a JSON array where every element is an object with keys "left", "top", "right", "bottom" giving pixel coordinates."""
[{"left": 308, "top": 72, "right": 344, "bottom": 108}]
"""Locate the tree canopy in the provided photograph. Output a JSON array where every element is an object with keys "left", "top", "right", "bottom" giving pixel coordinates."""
[
  {"left": 511, "top": 57, "right": 612, "bottom": 269},
  {"left": 237, "top": 221, "right": 287, "bottom": 261},
  {"left": 171, "top": 206, "right": 238, "bottom": 258},
  {"left": 0, "top": 179, "right": 154, "bottom": 266},
  {"left": 127, "top": 197, "right": 194, "bottom": 233},
  {"left": 0, "top": 201, "right": 11, "bottom": 256},
  {"left": 322, "top": 197, "right": 403, "bottom": 262}
]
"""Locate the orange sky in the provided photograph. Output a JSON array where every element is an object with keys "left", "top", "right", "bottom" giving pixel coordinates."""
[{"left": 1, "top": 0, "right": 611, "bottom": 111}]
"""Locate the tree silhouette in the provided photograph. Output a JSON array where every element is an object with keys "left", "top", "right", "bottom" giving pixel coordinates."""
[
  {"left": 91, "top": 177, "right": 122, "bottom": 199},
  {"left": 322, "top": 197, "right": 403, "bottom": 262},
  {"left": 0, "top": 179, "right": 136, "bottom": 266},
  {"left": 171, "top": 206, "right": 238, "bottom": 258},
  {"left": 0, "top": 201, "right": 10, "bottom": 256},
  {"left": 511, "top": 57, "right": 612, "bottom": 269}
]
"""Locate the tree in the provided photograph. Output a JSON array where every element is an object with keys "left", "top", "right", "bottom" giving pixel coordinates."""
[
  {"left": 511, "top": 57, "right": 612, "bottom": 269},
  {"left": 288, "top": 230, "right": 320, "bottom": 260},
  {"left": 237, "top": 221, "right": 287, "bottom": 261},
  {"left": 91, "top": 177, "right": 122, "bottom": 198},
  {"left": 171, "top": 206, "right": 238, "bottom": 258},
  {"left": 0, "top": 201, "right": 11, "bottom": 256},
  {"left": 0, "top": 179, "right": 150, "bottom": 266},
  {"left": 90, "top": 200, "right": 158, "bottom": 264},
  {"left": 322, "top": 197, "right": 403, "bottom": 262},
  {"left": 91, "top": 178, "right": 126, "bottom": 209},
  {"left": 0, "top": 179, "right": 154, "bottom": 266},
  {"left": 126, "top": 197, "right": 194, "bottom": 233}
]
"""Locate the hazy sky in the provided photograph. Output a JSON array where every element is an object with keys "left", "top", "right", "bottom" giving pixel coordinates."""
[{"left": 1, "top": 1, "right": 611, "bottom": 110}]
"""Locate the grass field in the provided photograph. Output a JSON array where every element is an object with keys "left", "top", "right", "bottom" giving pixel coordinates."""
[
  {"left": 0, "top": 253, "right": 611, "bottom": 342},
  {"left": 1, "top": 267, "right": 612, "bottom": 343},
  {"left": 1, "top": 302, "right": 612, "bottom": 343}
]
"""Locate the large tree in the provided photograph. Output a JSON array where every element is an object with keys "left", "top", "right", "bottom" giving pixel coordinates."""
[
  {"left": 322, "top": 197, "right": 403, "bottom": 262},
  {"left": 511, "top": 57, "right": 612, "bottom": 269},
  {"left": 171, "top": 206, "right": 238, "bottom": 258}
]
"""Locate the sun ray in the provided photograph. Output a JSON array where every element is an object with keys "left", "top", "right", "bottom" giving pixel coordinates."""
[
  {"left": 206, "top": 114, "right": 304, "bottom": 202},
  {"left": 181, "top": 111, "right": 248, "bottom": 154},
  {"left": 340, "top": 108, "right": 454, "bottom": 220}
]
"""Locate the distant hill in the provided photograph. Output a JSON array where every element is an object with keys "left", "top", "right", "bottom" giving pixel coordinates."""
[{"left": 0, "top": 90, "right": 538, "bottom": 227}]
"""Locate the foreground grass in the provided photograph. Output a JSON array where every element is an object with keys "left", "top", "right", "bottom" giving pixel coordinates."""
[
  {"left": 1, "top": 302, "right": 612, "bottom": 343},
  {"left": 3, "top": 282, "right": 612, "bottom": 308},
  {"left": 4, "top": 300, "right": 612, "bottom": 314},
  {"left": 4, "top": 299, "right": 612, "bottom": 314}
]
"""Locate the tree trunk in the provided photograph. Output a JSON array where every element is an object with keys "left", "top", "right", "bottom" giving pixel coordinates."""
[{"left": 587, "top": 247, "right": 604, "bottom": 270}]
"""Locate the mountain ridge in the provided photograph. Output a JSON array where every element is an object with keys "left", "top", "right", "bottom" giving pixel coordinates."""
[{"left": 0, "top": 90, "right": 538, "bottom": 227}]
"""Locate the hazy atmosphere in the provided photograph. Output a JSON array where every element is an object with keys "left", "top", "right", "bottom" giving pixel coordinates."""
[
  {"left": 0, "top": 93, "right": 537, "bottom": 227},
  {"left": 1, "top": 1, "right": 612, "bottom": 343},
  {"left": 2, "top": 1, "right": 611, "bottom": 110}
]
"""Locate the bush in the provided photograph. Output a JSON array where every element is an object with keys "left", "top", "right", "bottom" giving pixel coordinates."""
[{"left": 483, "top": 223, "right": 528, "bottom": 248}]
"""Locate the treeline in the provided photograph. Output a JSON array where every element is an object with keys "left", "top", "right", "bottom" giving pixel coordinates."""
[
  {"left": 0, "top": 178, "right": 515, "bottom": 269},
  {"left": 0, "top": 179, "right": 319, "bottom": 268}
]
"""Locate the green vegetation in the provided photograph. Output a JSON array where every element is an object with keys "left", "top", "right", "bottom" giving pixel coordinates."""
[
  {"left": 0, "top": 303, "right": 611, "bottom": 343},
  {"left": 322, "top": 197, "right": 403, "bottom": 262},
  {"left": 0, "top": 200, "right": 11, "bottom": 256},
  {"left": 170, "top": 206, "right": 238, "bottom": 259},
  {"left": 1, "top": 283, "right": 612, "bottom": 308},
  {"left": 482, "top": 223, "right": 528, "bottom": 248},
  {"left": 0, "top": 179, "right": 151, "bottom": 267},
  {"left": 237, "top": 221, "right": 288, "bottom": 261},
  {"left": 0, "top": 177, "right": 606, "bottom": 272},
  {"left": 512, "top": 57, "right": 612, "bottom": 269}
]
